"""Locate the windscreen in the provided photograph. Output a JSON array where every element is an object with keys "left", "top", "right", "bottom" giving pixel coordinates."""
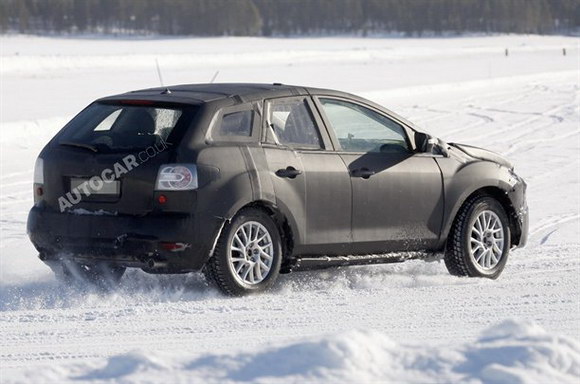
[{"left": 57, "top": 102, "right": 197, "bottom": 152}]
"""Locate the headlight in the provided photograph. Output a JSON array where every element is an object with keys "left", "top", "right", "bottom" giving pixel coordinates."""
[
  {"left": 155, "top": 164, "right": 198, "bottom": 191},
  {"left": 34, "top": 158, "right": 44, "bottom": 184}
]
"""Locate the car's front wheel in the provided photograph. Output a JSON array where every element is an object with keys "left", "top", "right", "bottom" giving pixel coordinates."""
[
  {"left": 444, "top": 195, "right": 511, "bottom": 279},
  {"left": 206, "top": 208, "right": 282, "bottom": 295}
]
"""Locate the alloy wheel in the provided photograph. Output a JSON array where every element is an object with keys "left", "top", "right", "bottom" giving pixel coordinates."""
[
  {"left": 228, "top": 221, "right": 274, "bottom": 285},
  {"left": 469, "top": 210, "right": 505, "bottom": 270}
]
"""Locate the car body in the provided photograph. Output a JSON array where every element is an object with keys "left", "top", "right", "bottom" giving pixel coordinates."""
[{"left": 27, "top": 83, "right": 528, "bottom": 294}]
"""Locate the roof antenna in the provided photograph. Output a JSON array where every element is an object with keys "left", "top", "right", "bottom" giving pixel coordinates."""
[
  {"left": 210, "top": 70, "right": 220, "bottom": 83},
  {"left": 156, "top": 58, "right": 171, "bottom": 94}
]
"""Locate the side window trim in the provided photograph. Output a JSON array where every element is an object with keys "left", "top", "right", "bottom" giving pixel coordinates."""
[
  {"left": 206, "top": 103, "right": 260, "bottom": 143},
  {"left": 312, "top": 95, "right": 414, "bottom": 153},
  {"left": 262, "top": 96, "right": 333, "bottom": 151}
]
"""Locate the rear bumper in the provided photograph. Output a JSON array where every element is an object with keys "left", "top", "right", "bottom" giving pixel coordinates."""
[{"left": 27, "top": 206, "right": 219, "bottom": 272}]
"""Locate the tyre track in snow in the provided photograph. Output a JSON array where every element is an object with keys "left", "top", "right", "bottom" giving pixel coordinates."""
[
  {"left": 459, "top": 101, "right": 575, "bottom": 144},
  {"left": 402, "top": 82, "right": 567, "bottom": 144},
  {"left": 529, "top": 214, "right": 580, "bottom": 239},
  {"left": 402, "top": 84, "right": 534, "bottom": 130},
  {"left": 502, "top": 128, "right": 580, "bottom": 157}
]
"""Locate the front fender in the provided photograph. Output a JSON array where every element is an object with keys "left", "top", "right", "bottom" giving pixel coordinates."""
[{"left": 436, "top": 158, "right": 517, "bottom": 247}]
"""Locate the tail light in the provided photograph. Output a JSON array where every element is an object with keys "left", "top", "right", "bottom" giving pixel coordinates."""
[{"left": 155, "top": 164, "right": 198, "bottom": 191}]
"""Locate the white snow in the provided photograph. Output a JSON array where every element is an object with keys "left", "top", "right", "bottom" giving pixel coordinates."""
[
  {"left": 1, "top": 34, "right": 579, "bottom": 383},
  {"left": 4, "top": 320, "right": 579, "bottom": 383}
]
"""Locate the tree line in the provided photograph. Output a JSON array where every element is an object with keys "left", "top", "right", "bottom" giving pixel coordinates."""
[{"left": 1, "top": 0, "right": 578, "bottom": 36}]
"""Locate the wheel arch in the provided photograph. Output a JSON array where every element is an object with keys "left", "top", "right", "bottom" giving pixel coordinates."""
[
  {"left": 225, "top": 200, "right": 298, "bottom": 266},
  {"left": 442, "top": 185, "right": 521, "bottom": 248}
]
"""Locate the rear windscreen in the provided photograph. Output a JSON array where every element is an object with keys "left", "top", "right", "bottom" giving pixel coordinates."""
[{"left": 57, "top": 102, "right": 197, "bottom": 152}]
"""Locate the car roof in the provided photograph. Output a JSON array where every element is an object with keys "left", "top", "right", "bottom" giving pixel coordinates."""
[
  {"left": 96, "top": 82, "right": 420, "bottom": 132},
  {"left": 97, "top": 83, "right": 352, "bottom": 105}
]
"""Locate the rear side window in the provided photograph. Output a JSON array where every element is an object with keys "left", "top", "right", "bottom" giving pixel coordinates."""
[
  {"left": 58, "top": 102, "right": 196, "bottom": 152},
  {"left": 268, "top": 98, "right": 322, "bottom": 149},
  {"left": 216, "top": 110, "right": 253, "bottom": 137}
]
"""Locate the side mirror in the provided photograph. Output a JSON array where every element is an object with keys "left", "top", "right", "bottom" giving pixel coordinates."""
[
  {"left": 414, "top": 132, "right": 449, "bottom": 157},
  {"left": 414, "top": 132, "right": 432, "bottom": 152}
]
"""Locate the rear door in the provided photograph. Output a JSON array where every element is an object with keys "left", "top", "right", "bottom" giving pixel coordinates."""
[
  {"left": 314, "top": 96, "right": 444, "bottom": 252},
  {"left": 262, "top": 96, "right": 352, "bottom": 252}
]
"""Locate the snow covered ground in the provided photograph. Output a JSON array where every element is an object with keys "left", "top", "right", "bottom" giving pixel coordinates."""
[{"left": 1, "top": 35, "right": 579, "bottom": 383}]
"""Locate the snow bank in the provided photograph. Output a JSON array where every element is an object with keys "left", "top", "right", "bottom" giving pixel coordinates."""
[{"left": 7, "top": 320, "right": 579, "bottom": 383}]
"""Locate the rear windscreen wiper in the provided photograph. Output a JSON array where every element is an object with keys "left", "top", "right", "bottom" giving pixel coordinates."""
[{"left": 60, "top": 141, "right": 98, "bottom": 153}]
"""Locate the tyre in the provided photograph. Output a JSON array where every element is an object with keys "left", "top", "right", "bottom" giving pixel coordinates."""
[
  {"left": 444, "top": 195, "right": 510, "bottom": 279},
  {"left": 206, "top": 208, "right": 282, "bottom": 295},
  {"left": 50, "top": 259, "right": 126, "bottom": 289}
]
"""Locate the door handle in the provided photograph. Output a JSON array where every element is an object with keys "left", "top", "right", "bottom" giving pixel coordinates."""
[
  {"left": 276, "top": 166, "right": 302, "bottom": 179},
  {"left": 351, "top": 168, "right": 375, "bottom": 179}
]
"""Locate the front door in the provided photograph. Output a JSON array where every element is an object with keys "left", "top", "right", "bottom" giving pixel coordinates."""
[
  {"left": 263, "top": 96, "right": 352, "bottom": 253},
  {"left": 315, "top": 97, "right": 444, "bottom": 252}
]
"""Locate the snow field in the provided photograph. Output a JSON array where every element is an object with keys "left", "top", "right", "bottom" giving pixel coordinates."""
[{"left": 0, "top": 34, "right": 579, "bottom": 383}]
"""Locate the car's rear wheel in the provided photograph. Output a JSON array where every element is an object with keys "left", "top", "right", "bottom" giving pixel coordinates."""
[
  {"left": 206, "top": 208, "right": 282, "bottom": 295},
  {"left": 49, "top": 259, "right": 126, "bottom": 288},
  {"left": 444, "top": 195, "right": 510, "bottom": 279}
]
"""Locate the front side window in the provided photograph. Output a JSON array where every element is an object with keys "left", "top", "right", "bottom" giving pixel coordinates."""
[
  {"left": 320, "top": 98, "right": 409, "bottom": 153},
  {"left": 268, "top": 98, "right": 322, "bottom": 149},
  {"left": 59, "top": 102, "right": 195, "bottom": 152}
]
